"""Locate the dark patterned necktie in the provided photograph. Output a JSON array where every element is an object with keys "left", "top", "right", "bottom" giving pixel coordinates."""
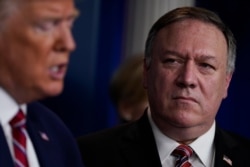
[
  {"left": 172, "top": 144, "right": 193, "bottom": 167},
  {"left": 9, "top": 109, "right": 29, "bottom": 167}
]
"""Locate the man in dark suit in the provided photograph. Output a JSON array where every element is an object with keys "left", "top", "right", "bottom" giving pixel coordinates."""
[
  {"left": 78, "top": 7, "right": 250, "bottom": 167},
  {"left": 0, "top": 0, "right": 84, "bottom": 166}
]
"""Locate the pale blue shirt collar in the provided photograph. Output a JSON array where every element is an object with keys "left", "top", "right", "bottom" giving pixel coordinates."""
[{"left": 148, "top": 108, "right": 215, "bottom": 167}]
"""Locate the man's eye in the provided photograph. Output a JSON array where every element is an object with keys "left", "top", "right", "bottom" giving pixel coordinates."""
[
  {"left": 164, "top": 58, "right": 174, "bottom": 63},
  {"left": 163, "top": 58, "right": 181, "bottom": 64},
  {"left": 34, "top": 20, "right": 59, "bottom": 33},
  {"left": 198, "top": 63, "right": 217, "bottom": 75},
  {"left": 200, "top": 63, "right": 215, "bottom": 70}
]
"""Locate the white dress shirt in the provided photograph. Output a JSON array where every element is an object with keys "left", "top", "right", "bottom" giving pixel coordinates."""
[
  {"left": 0, "top": 87, "right": 40, "bottom": 167},
  {"left": 148, "top": 109, "right": 215, "bottom": 167}
]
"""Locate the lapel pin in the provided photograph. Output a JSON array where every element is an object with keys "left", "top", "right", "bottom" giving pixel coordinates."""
[
  {"left": 39, "top": 131, "right": 49, "bottom": 141},
  {"left": 223, "top": 155, "right": 232, "bottom": 166}
]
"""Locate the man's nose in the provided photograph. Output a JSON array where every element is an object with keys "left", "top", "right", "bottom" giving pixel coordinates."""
[
  {"left": 55, "top": 25, "right": 76, "bottom": 52},
  {"left": 176, "top": 62, "right": 197, "bottom": 88}
]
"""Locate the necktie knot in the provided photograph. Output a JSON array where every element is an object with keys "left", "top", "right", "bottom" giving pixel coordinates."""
[
  {"left": 172, "top": 144, "right": 193, "bottom": 167},
  {"left": 10, "top": 109, "right": 26, "bottom": 129}
]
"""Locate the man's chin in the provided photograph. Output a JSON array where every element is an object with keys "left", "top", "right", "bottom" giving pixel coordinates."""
[{"left": 44, "top": 83, "right": 64, "bottom": 97}]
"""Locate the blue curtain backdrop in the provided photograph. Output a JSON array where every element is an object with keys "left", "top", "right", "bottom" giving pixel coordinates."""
[
  {"left": 93, "top": 0, "right": 126, "bottom": 129},
  {"left": 41, "top": 0, "right": 250, "bottom": 139}
]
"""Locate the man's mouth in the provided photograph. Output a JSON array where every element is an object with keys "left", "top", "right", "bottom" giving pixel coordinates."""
[{"left": 49, "top": 64, "right": 67, "bottom": 80}]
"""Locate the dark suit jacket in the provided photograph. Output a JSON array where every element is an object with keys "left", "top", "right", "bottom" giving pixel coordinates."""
[
  {"left": 78, "top": 112, "right": 250, "bottom": 167},
  {"left": 0, "top": 102, "right": 84, "bottom": 167}
]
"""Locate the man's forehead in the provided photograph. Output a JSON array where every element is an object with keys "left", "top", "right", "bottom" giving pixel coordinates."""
[
  {"left": 18, "top": 0, "right": 78, "bottom": 14},
  {"left": 21, "top": 0, "right": 76, "bottom": 2}
]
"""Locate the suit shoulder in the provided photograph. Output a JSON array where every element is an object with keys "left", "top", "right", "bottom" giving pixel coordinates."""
[
  {"left": 27, "top": 102, "right": 73, "bottom": 137},
  {"left": 78, "top": 122, "right": 135, "bottom": 143},
  {"left": 218, "top": 128, "right": 250, "bottom": 148},
  {"left": 222, "top": 129, "right": 250, "bottom": 141},
  {"left": 77, "top": 121, "right": 147, "bottom": 167},
  {"left": 28, "top": 102, "right": 61, "bottom": 120}
]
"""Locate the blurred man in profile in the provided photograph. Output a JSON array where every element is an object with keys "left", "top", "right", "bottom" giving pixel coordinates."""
[{"left": 0, "top": 0, "right": 84, "bottom": 166}]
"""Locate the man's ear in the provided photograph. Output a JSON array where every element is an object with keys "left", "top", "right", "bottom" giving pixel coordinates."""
[
  {"left": 143, "top": 58, "right": 148, "bottom": 89},
  {"left": 223, "top": 72, "right": 233, "bottom": 98}
]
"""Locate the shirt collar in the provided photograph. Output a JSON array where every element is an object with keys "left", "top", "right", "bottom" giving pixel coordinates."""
[
  {"left": 0, "top": 87, "right": 27, "bottom": 126},
  {"left": 148, "top": 108, "right": 215, "bottom": 166},
  {"left": 147, "top": 110, "right": 180, "bottom": 162},
  {"left": 189, "top": 121, "right": 215, "bottom": 166}
]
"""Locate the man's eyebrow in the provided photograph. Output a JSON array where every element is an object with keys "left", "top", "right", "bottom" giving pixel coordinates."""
[
  {"left": 39, "top": 10, "right": 80, "bottom": 22},
  {"left": 162, "top": 50, "right": 219, "bottom": 62},
  {"left": 163, "top": 50, "right": 183, "bottom": 57},
  {"left": 199, "top": 54, "right": 217, "bottom": 60}
]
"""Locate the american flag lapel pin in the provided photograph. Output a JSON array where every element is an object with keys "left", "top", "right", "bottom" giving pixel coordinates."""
[
  {"left": 223, "top": 155, "right": 232, "bottom": 166},
  {"left": 39, "top": 131, "right": 49, "bottom": 141}
]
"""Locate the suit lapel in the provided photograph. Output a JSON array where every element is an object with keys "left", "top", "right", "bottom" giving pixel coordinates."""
[
  {"left": 214, "top": 127, "right": 234, "bottom": 167},
  {"left": 0, "top": 124, "right": 15, "bottom": 167},
  {"left": 27, "top": 120, "right": 51, "bottom": 167},
  {"left": 26, "top": 103, "right": 59, "bottom": 167},
  {"left": 119, "top": 112, "right": 162, "bottom": 167}
]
